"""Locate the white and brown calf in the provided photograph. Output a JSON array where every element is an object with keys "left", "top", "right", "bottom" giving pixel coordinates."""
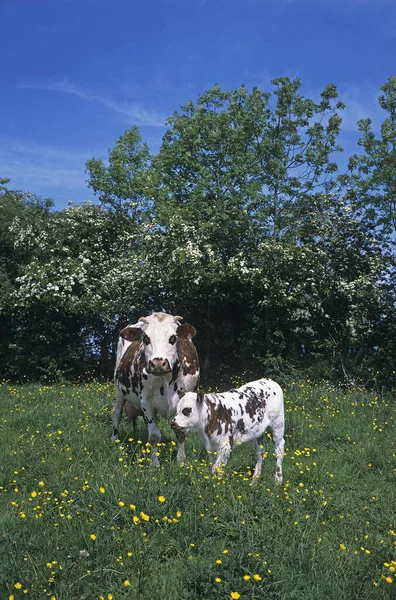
[{"left": 171, "top": 379, "right": 285, "bottom": 483}]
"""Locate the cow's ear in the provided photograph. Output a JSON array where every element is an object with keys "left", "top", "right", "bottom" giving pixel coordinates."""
[
  {"left": 177, "top": 390, "right": 185, "bottom": 400},
  {"left": 177, "top": 323, "right": 197, "bottom": 339},
  {"left": 120, "top": 327, "right": 143, "bottom": 342},
  {"left": 196, "top": 390, "right": 205, "bottom": 404}
]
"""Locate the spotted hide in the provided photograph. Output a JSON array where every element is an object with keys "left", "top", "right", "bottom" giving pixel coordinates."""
[
  {"left": 171, "top": 379, "right": 285, "bottom": 483},
  {"left": 113, "top": 312, "right": 199, "bottom": 466}
]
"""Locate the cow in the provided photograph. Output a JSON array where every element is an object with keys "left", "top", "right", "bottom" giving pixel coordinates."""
[
  {"left": 113, "top": 312, "right": 199, "bottom": 466},
  {"left": 171, "top": 379, "right": 285, "bottom": 484}
]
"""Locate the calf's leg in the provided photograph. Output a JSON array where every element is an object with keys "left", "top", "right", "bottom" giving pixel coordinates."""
[
  {"left": 175, "top": 429, "right": 187, "bottom": 464},
  {"left": 272, "top": 423, "right": 285, "bottom": 485},
  {"left": 252, "top": 435, "right": 266, "bottom": 480},
  {"left": 211, "top": 441, "right": 231, "bottom": 475}
]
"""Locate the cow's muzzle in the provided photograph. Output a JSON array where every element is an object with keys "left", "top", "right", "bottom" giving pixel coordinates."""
[{"left": 148, "top": 358, "right": 171, "bottom": 375}]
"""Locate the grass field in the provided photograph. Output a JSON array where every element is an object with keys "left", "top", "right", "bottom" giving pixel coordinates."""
[{"left": 0, "top": 378, "right": 395, "bottom": 600}]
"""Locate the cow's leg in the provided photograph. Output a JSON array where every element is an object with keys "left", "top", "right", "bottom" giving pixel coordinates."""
[
  {"left": 141, "top": 396, "right": 161, "bottom": 467},
  {"left": 272, "top": 422, "right": 285, "bottom": 485},
  {"left": 211, "top": 441, "right": 231, "bottom": 476},
  {"left": 112, "top": 389, "right": 126, "bottom": 441},
  {"left": 175, "top": 430, "right": 186, "bottom": 464},
  {"left": 252, "top": 435, "right": 266, "bottom": 481}
]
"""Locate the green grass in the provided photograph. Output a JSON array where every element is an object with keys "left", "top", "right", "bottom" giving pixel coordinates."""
[{"left": 0, "top": 379, "right": 395, "bottom": 600}]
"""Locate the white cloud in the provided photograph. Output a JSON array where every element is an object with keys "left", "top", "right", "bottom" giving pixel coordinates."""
[
  {"left": 0, "top": 134, "right": 93, "bottom": 199},
  {"left": 19, "top": 80, "right": 167, "bottom": 128}
]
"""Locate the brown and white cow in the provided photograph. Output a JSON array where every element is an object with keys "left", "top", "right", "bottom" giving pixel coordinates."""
[
  {"left": 171, "top": 379, "right": 285, "bottom": 483},
  {"left": 113, "top": 312, "right": 199, "bottom": 466}
]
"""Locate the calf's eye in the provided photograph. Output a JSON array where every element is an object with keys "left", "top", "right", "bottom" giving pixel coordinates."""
[
  {"left": 169, "top": 335, "right": 176, "bottom": 345},
  {"left": 143, "top": 334, "right": 151, "bottom": 345},
  {"left": 182, "top": 407, "right": 192, "bottom": 417}
]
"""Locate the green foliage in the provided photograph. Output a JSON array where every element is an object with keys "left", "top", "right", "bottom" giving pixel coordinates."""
[
  {"left": 86, "top": 126, "right": 152, "bottom": 221},
  {"left": 0, "top": 182, "right": 54, "bottom": 379},
  {"left": 0, "top": 75, "right": 395, "bottom": 387},
  {"left": 0, "top": 381, "right": 395, "bottom": 599},
  {"left": 9, "top": 201, "right": 156, "bottom": 379},
  {"left": 155, "top": 78, "right": 344, "bottom": 241},
  {"left": 348, "top": 76, "right": 396, "bottom": 233}
]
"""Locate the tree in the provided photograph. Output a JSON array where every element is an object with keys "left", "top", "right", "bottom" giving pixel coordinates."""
[
  {"left": 10, "top": 201, "right": 155, "bottom": 379},
  {"left": 148, "top": 79, "right": 345, "bottom": 378},
  {"left": 0, "top": 179, "right": 54, "bottom": 379},
  {"left": 348, "top": 76, "right": 396, "bottom": 234},
  {"left": 154, "top": 79, "right": 344, "bottom": 241},
  {"left": 86, "top": 126, "right": 152, "bottom": 221}
]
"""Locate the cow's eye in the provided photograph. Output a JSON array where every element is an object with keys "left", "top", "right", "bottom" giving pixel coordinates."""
[
  {"left": 182, "top": 407, "right": 192, "bottom": 417},
  {"left": 142, "top": 334, "right": 151, "bottom": 345},
  {"left": 169, "top": 335, "right": 176, "bottom": 345}
]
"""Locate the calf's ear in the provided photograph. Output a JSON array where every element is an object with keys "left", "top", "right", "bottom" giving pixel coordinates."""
[
  {"left": 120, "top": 327, "right": 143, "bottom": 342},
  {"left": 196, "top": 390, "right": 205, "bottom": 404},
  {"left": 177, "top": 323, "right": 197, "bottom": 339},
  {"left": 177, "top": 390, "right": 185, "bottom": 399}
]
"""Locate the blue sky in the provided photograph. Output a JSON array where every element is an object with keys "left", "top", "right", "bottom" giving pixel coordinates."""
[{"left": 1, "top": 0, "right": 395, "bottom": 209}]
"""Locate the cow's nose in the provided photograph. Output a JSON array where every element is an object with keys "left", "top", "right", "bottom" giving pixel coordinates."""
[{"left": 148, "top": 358, "right": 171, "bottom": 373}]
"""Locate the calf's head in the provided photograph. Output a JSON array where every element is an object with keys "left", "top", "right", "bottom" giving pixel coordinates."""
[
  {"left": 171, "top": 391, "right": 204, "bottom": 433},
  {"left": 120, "top": 312, "right": 196, "bottom": 376}
]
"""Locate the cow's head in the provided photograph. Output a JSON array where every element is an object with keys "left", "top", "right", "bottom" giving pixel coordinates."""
[
  {"left": 171, "top": 390, "right": 204, "bottom": 433},
  {"left": 120, "top": 312, "right": 196, "bottom": 376}
]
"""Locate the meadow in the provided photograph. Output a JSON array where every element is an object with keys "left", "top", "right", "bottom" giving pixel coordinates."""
[{"left": 0, "top": 378, "right": 395, "bottom": 600}]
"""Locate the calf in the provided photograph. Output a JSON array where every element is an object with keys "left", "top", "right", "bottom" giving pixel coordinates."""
[{"left": 171, "top": 379, "right": 285, "bottom": 483}]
